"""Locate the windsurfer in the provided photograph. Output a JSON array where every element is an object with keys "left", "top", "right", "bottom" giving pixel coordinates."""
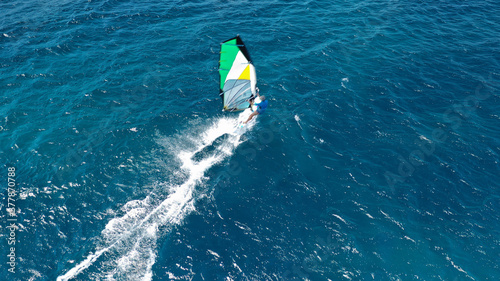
[{"left": 244, "top": 88, "right": 268, "bottom": 124}]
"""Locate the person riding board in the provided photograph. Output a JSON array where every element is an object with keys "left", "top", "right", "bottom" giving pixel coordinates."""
[{"left": 244, "top": 87, "right": 268, "bottom": 124}]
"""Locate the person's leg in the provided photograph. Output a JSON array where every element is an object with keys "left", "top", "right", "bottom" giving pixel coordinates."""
[{"left": 244, "top": 111, "right": 259, "bottom": 123}]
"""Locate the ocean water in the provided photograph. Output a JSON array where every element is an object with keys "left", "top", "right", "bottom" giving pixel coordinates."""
[{"left": 1, "top": 0, "right": 499, "bottom": 280}]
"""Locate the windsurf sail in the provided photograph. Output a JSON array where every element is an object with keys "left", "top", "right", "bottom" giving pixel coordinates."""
[{"left": 219, "top": 35, "right": 257, "bottom": 111}]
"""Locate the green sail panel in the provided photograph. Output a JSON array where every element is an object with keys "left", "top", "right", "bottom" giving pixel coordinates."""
[{"left": 219, "top": 36, "right": 257, "bottom": 111}]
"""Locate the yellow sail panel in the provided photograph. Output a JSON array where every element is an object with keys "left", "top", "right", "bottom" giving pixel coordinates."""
[{"left": 238, "top": 65, "right": 251, "bottom": 80}]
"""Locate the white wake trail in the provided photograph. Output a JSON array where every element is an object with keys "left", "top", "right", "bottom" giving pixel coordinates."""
[{"left": 58, "top": 112, "right": 255, "bottom": 281}]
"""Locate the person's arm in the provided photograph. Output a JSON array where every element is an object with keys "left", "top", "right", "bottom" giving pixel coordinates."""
[{"left": 249, "top": 87, "right": 259, "bottom": 104}]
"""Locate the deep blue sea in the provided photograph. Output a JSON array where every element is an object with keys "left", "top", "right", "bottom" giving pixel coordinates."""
[{"left": 1, "top": 0, "right": 500, "bottom": 280}]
